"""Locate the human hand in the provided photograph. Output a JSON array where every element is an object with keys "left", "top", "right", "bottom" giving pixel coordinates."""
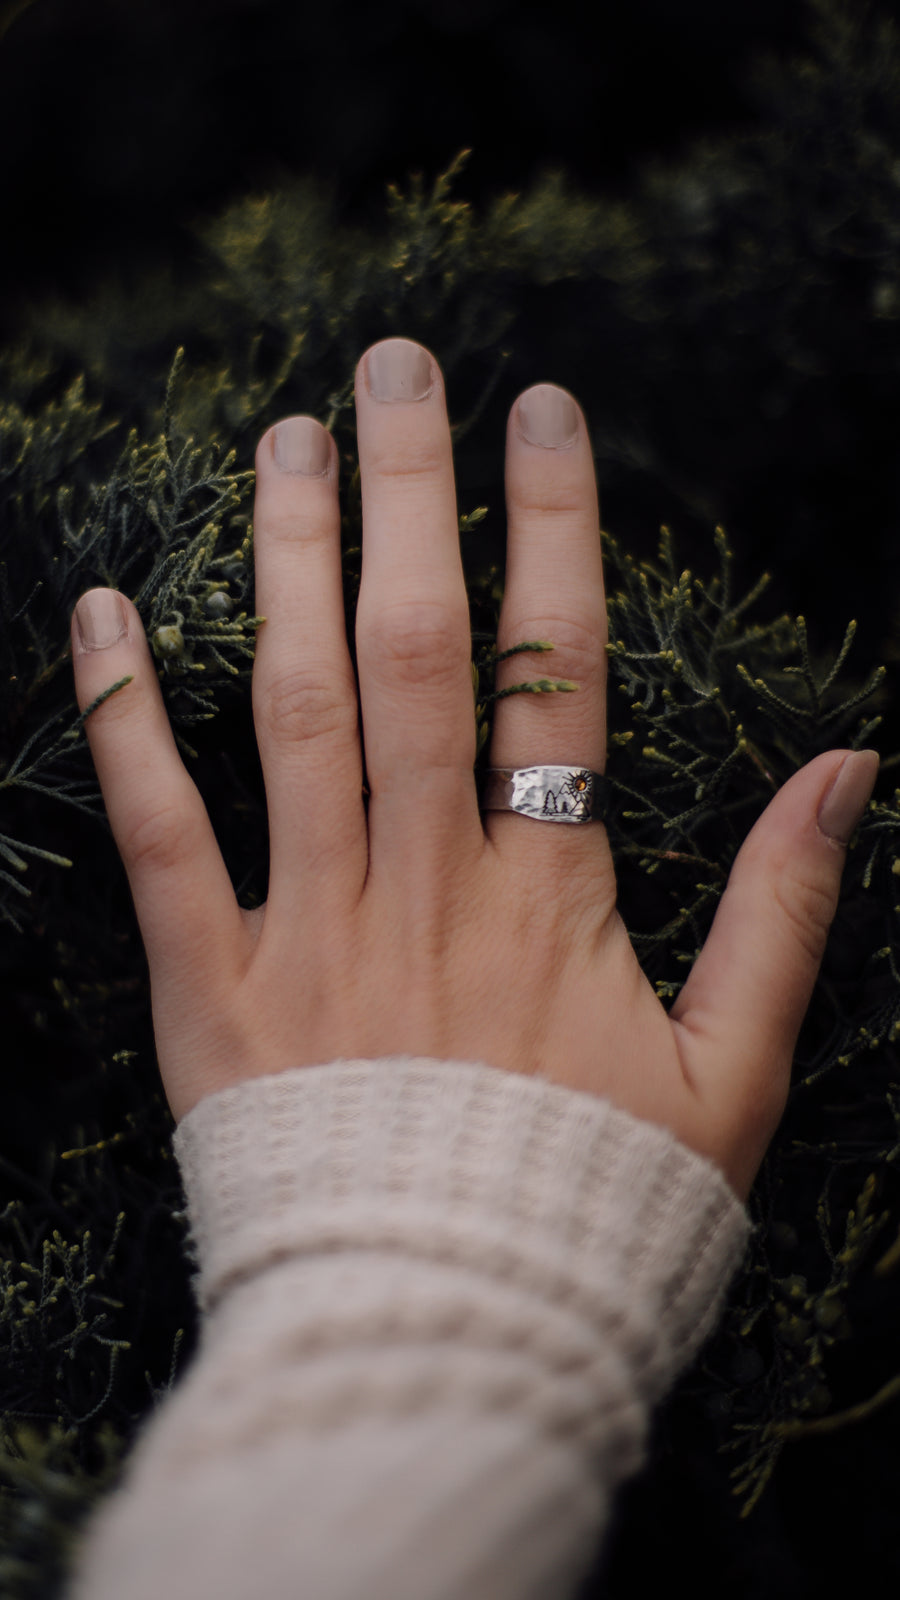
[{"left": 70, "top": 338, "right": 879, "bottom": 1201}]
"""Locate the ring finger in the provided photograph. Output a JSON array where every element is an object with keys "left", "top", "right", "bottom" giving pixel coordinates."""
[{"left": 487, "top": 384, "right": 611, "bottom": 868}]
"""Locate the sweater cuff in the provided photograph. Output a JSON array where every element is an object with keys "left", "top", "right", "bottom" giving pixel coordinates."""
[{"left": 172, "top": 1057, "right": 751, "bottom": 1404}]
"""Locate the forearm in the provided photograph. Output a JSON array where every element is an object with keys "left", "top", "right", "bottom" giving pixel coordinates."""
[{"left": 65, "top": 1058, "right": 751, "bottom": 1600}]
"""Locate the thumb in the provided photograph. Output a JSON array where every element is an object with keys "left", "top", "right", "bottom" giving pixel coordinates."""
[{"left": 669, "top": 748, "right": 880, "bottom": 1190}]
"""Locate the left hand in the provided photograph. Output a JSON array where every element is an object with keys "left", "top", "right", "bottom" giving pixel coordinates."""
[{"left": 69, "top": 337, "right": 878, "bottom": 1201}]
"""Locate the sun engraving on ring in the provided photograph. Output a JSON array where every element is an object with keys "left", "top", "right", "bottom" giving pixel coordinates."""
[{"left": 539, "top": 770, "right": 593, "bottom": 818}]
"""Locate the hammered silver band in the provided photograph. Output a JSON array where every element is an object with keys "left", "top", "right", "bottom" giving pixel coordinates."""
[{"left": 479, "top": 766, "right": 611, "bottom": 825}]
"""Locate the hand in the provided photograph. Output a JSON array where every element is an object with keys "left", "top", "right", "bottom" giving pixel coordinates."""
[{"left": 70, "top": 338, "right": 879, "bottom": 1201}]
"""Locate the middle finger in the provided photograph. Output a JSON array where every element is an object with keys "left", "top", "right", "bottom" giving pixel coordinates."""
[{"left": 354, "top": 338, "right": 484, "bottom": 877}]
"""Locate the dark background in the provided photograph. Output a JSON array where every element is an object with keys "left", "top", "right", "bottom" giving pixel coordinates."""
[
  {"left": 5, "top": 0, "right": 900, "bottom": 689},
  {"left": 3, "top": 0, "right": 900, "bottom": 674},
  {"left": 0, "top": 0, "right": 828, "bottom": 335}
]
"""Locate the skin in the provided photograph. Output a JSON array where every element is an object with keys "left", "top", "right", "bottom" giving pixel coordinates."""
[{"left": 70, "top": 338, "right": 873, "bottom": 1202}]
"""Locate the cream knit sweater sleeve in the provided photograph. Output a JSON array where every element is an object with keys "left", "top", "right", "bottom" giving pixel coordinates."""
[{"left": 65, "top": 1057, "right": 751, "bottom": 1600}]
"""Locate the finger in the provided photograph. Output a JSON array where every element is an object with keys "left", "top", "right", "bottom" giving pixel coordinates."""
[
  {"left": 353, "top": 338, "right": 483, "bottom": 874},
  {"left": 486, "top": 384, "right": 612, "bottom": 874},
  {"left": 70, "top": 589, "right": 244, "bottom": 994},
  {"left": 251, "top": 418, "right": 366, "bottom": 916},
  {"left": 669, "top": 748, "right": 880, "bottom": 1194}
]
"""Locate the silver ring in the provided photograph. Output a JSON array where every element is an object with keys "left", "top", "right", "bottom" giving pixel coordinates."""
[{"left": 479, "top": 766, "right": 610, "bottom": 824}]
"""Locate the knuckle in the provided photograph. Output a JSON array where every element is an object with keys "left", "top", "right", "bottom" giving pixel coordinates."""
[
  {"left": 507, "top": 479, "right": 589, "bottom": 518},
  {"left": 359, "top": 599, "right": 469, "bottom": 688},
  {"left": 83, "top": 671, "right": 144, "bottom": 729},
  {"left": 498, "top": 612, "right": 603, "bottom": 689},
  {"left": 771, "top": 864, "right": 838, "bottom": 967},
  {"left": 256, "top": 667, "right": 357, "bottom": 747},
  {"left": 261, "top": 508, "right": 334, "bottom": 546},
  {"left": 365, "top": 436, "right": 449, "bottom": 485},
  {"left": 123, "top": 799, "right": 195, "bottom": 878}
]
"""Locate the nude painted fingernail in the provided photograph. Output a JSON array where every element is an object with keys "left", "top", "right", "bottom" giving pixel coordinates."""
[
  {"left": 273, "top": 416, "right": 331, "bottom": 476},
  {"left": 366, "top": 339, "right": 434, "bottom": 402},
  {"left": 817, "top": 750, "right": 880, "bottom": 844},
  {"left": 516, "top": 384, "right": 578, "bottom": 448},
  {"left": 74, "top": 589, "right": 128, "bottom": 651}
]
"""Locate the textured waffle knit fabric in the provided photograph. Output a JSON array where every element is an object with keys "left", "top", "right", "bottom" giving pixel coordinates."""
[{"left": 66, "top": 1057, "right": 751, "bottom": 1600}]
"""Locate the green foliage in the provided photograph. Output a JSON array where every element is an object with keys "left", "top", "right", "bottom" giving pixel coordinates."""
[
  {"left": 0, "top": 1100, "right": 193, "bottom": 1597},
  {"left": 587, "top": 517, "right": 900, "bottom": 1515},
  {"left": 3, "top": 4, "right": 900, "bottom": 1588}
]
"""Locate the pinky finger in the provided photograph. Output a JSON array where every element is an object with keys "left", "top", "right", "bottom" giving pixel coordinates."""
[{"left": 71, "top": 588, "right": 246, "bottom": 998}]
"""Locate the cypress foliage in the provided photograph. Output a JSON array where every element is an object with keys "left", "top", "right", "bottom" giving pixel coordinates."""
[{"left": 2, "top": 3, "right": 900, "bottom": 1590}]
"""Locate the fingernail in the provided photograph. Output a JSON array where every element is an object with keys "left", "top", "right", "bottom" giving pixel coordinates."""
[
  {"left": 817, "top": 750, "right": 880, "bottom": 844},
  {"left": 365, "top": 339, "right": 434, "bottom": 402},
  {"left": 516, "top": 384, "right": 579, "bottom": 448},
  {"left": 74, "top": 589, "right": 128, "bottom": 651},
  {"left": 273, "top": 416, "right": 332, "bottom": 476}
]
